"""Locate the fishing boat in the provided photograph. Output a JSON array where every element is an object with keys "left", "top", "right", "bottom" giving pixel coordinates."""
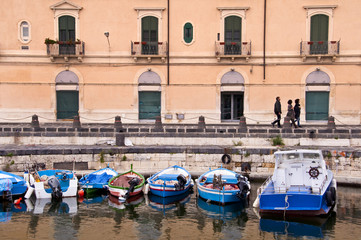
[
  {"left": 196, "top": 167, "right": 250, "bottom": 204},
  {"left": 0, "top": 170, "right": 27, "bottom": 199},
  {"left": 108, "top": 165, "right": 145, "bottom": 201},
  {"left": 146, "top": 165, "right": 193, "bottom": 197},
  {"left": 253, "top": 149, "right": 337, "bottom": 217},
  {"left": 24, "top": 169, "right": 78, "bottom": 199},
  {"left": 79, "top": 166, "right": 118, "bottom": 194}
]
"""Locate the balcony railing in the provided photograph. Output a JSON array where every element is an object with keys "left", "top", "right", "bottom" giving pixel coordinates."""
[
  {"left": 46, "top": 42, "right": 85, "bottom": 56},
  {"left": 131, "top": 41, "right": 168, "bottom": 56},
  {"left": 300, "top": 40, "right": 340, "bottom": 55},
  {"left": 215, "top": 41, "right": 251, "bottom": 57}
]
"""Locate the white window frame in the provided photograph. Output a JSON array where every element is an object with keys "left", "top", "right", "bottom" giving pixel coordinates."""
[
  {"left": 18, "top": 20, "right": 31, "bottom": 43},
  {"left": 217, "top": 7, "right": 249, "bottom": 43},
  {"left": 134, "top": 8, "right": 165, "bottom": 43},
  {"left": 304, "top": 5, "right": 337, "bottom": 41}
]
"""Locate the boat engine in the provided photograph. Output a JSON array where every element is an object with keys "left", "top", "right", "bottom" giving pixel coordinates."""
[
  {"left": 236, "top": 175, "right": 249, "bottom": 199},
  {"left": 47, "top": 176, "right": 63, "bottom": 199},
  {"left": 124, "top": 177, "right": 140, "bottom": 199},
  {"left": 174, "top": 174, "right": 187, "bottom": 190}
]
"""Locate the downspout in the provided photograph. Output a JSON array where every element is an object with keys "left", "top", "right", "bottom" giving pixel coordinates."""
[
  {"left": 167, "top": 0, "right": 170, "bottom": 85},
  {"left": 263, "top": 0, "right": 267, "bottom": 80}
]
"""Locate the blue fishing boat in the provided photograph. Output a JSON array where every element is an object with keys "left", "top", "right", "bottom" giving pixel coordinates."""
[
  {"left": 196, "top": 167, "right": 250, "bottom": 204},
  {"left": 0, "top": 170, "right": 27, "bottom": 199},
  {"left": 253, "top": 149, "right": 337, "bottom": 217},
  {"left": 79, "top": 166, "right": 118, "bottom": 194},
  {"left": 147, "top": 165, "right": 193, "bottom": 197},
  {"left": 24, "top": 169, "right": 78, "bottom": 199}
]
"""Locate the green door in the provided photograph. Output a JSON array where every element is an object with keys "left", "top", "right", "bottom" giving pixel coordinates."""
[
  {"left": 221, "top": 92, "right": 244, "bottom": 120},
  {"left": 139, "top": 91, "right": 161, "bottom": 120},
  {"left": 59, "top": 16, "right": 76, "bottom": 55},
  {"left": 56, "top": 91, "right": 79, "bottom": 119},
  {"left": 224, "top": 16, "right": 242, "bottom": 55},
  {"left": 310, "top": 14, "right": 329, "bottom": 54},
  {"left": 142, "top": 16, "right": 158, "bottom": 55},
  {"left": 306, "top": 91, "right": 329, "bottom": 120}
]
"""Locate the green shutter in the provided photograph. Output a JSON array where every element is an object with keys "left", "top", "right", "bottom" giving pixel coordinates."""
[
  {"left": 310, "top": 14, "right": 329, "bottom": 54},
  {"left": 141, "top": 16, "right": 158, "bottom": 54},
  {"left": 56, "top": 91, "right": 79, "bottom": 120},
  {"left": 306, "top": 91, "right": 329, "bottom": 121},
  {"left": 184, "top": 22, "right": 193, "bottom": 43},
  {"left": 139, "top": 91, "right": 161, "bottom": 120},
  {"left": 59, "top": 16, "right": 75, "bottom": 41},
  {"left": 224, "top": 16, "right": 242, "bottom": 42}
]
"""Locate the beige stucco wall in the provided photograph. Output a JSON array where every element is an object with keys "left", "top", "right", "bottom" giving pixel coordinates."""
[{"left": 0, "top": 0, "right": 360, "bottom": 124}]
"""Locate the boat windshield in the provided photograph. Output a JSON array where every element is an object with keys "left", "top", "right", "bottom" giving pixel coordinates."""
[
  {"left": 276, "top": 153, "right": 301, "bottom": 164},
  {"left": 302, "top": 152, "right": 321, "bottom": 160}
]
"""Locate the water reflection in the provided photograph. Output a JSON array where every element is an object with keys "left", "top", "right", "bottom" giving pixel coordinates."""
[
  {"left": 148, "top": 191, "right": 191, "bottom": 215},
  {"left": 25, "top": 197, "right": 77, "bottom": 215},
  {"left": 0, "top": 201, "right": 27, "bottom": 222},
  {"left": 259, "top": 213, "right": 337, "bottom": 238}
]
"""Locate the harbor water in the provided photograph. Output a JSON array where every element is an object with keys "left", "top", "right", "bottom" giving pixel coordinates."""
[{"left": 0, "top": 182, "right": 360, "bottom": 240}]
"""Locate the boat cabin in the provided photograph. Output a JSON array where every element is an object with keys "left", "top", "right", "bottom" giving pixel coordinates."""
[{"left": 272, "top": 150, "right": 328, "bottom": 194}]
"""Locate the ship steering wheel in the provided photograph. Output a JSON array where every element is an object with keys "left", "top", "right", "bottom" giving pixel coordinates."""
[{"left": 308, "top": 167, "right": 319, "bottom": 179}]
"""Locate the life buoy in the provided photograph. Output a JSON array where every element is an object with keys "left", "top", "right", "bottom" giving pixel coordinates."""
[
  {"left": 221, "top": 154, "right": 231, "bottom": 164},
  {"left": 330, "top": 187, "right": 337, "bottom": 202},
  {"left": 326, "top": 190, "right": 333, "bottom": 206}
]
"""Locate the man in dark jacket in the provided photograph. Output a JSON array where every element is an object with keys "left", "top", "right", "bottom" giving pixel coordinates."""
[{"left": 271, "top": 96, "right": 282, "bottom": 128}]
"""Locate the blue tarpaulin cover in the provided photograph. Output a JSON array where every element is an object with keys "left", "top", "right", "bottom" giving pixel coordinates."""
[{"left": 0, "top": 179, "right": 13, "bottom": 192}]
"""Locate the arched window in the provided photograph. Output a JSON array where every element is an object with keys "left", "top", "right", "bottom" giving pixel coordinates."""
[
  {"left": 59, "top": 15, "right": 76, "bottom": 54},
  {"left": 224, "top": 16, "right": 242, "bottom": 55},
  {"left": 310, "top": 14, "right": 329, "bottom": 54},
  {"left": 183, "top": 22, "right": 193, "bottom": 44},
  {"left": 141, "top": 16, "right": 159, "bottom": 55},
  {"left": 19, "top": 21, "right": 30, "bottom": 43}
]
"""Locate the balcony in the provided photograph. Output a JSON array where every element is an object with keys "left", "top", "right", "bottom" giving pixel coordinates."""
[
  {"left": 215, "top": 41, "right": 251, "bottom": 62},
  {"left": 131, "top": 41, "right": 168, "bottom": 63},
  {"left": 300, "top": 40, "right": 340, "bottom": 62},
  {"left": 46, "top": 41, "right": 85, "bottom": 62}
]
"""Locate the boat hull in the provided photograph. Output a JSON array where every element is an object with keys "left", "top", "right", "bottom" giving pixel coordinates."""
[
  {"left": 197, "top": 186, "right": 242, "bottom": 204},
  {"left": 148, "top": 165, "right": 193, "bottom": 198},
  {"left": 108, "top": 169, "right": 145, "bottom": 199},
  {"left": 79, "top": 167, "right": 118, "bottom": 192}
]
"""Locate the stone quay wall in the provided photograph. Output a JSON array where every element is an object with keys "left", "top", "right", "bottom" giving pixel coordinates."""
[{"left": 0, "top": 116, "right": 361, "bottom": 185}]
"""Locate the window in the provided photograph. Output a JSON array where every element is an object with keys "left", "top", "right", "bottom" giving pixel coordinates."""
[
  {"left": 221, "top": 92, "right": 244, "bottom": 121},
  {"left": 224, "top": 16, "right": 242, "bottom": 55},
  {"left": 310, "top": 14, "right": 329, "bottom": 54},
  {"left": 59, "top": 16, "right": 76, "bottom": 55},
  {"left": 138, "top": 71, "right": 162, "bottom": 120},
  {"left": 183, "top": 22, "right": 193, "bottom": 44},
  {"left": 19, "top": 21, "right": 31, "bottom": 43},
  {"left": 142, "top": 16, "right": 159, "bottom": 55},
  {"left": 55, "top": 70, "right": 79, "bottom": 120}
]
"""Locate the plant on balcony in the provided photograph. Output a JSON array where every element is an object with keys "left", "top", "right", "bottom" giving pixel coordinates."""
[
  {"left": 141, "top": 41, "right": 147, "bottom": 45},
  {"left": 44, "top": 38, "right": 57, "bottom": 44}
]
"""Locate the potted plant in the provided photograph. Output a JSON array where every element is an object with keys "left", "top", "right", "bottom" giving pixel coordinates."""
[{"left": 44, "top": 38, "right": 57, "bottom": 44}]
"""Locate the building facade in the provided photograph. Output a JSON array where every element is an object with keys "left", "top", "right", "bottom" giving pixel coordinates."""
[{"left": 0, "top": 0, "right": 360, "bottom": 124}]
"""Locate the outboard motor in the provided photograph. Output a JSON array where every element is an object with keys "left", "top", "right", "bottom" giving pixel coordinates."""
[
  {"left": 236, "top": 174, "right": 249, "bottom": 199},
  {"left": 174, "top": 174, "right": 187, "bottom": 191},
  {"left": 124, "top": 178, "right": 140, "bottom": 199},
  {"left": 47, "top": 176, "right": 63, "bottom": 199}
]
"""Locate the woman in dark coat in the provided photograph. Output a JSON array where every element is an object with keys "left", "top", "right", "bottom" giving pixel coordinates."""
[
  {"left": 287, "top": 99, "right": 297, "bottom": 128},
  {"left": 294, "top": 98, "right": 301, "bottom": 127}
]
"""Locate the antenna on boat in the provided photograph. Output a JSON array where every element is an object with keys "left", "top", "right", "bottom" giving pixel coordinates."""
[{"left": 131, "top": 163, "right": 133, "bottom": 171}]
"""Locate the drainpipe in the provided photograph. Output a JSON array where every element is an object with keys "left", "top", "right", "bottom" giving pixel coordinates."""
[
  {"left": 167, "top": 0, "right": 170, "bottom": 85},
  {"left": 263, "top": 0, "right": 267, "bottom": 80}
]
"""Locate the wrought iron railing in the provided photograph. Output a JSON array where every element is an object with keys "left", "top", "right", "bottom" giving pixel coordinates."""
[
  {"left": 46, "top": 42, "right": 85, "bottom": 56},
  {"left": 131, "top": 41, "right": 168, "bottom": 56},
  {"left": 300, "top": 40, "right": 340, "bottom": 55},
  {"left": 215, "top": 41, "right": 251, "bottom": 56}
]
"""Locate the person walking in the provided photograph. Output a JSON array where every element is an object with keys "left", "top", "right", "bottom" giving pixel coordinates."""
[
  {"left": 271, "top": 96, "right": 282, "bottom": 128},
  {"left": 287, "top": 99, "right": 297, "bottom": 128},
  {"left": 294, "top": 98, "right": 302, "bottom": 127}
]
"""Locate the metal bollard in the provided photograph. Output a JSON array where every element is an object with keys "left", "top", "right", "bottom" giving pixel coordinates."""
[
  {"left": 239, "top": 116, "right": 247, "bottom": 132},
  {"left": 283, "top": 116, "right": 291, "bottom": 129},
  {"left": 114, "top": 116, "right": 123, "bottom": 131},
  {"left": 153, "top": 116, "right": 163, "bottom": 132}
]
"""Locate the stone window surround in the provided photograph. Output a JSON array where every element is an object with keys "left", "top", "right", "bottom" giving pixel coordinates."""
[
  {"left": 217, "top": 7, "right": 249, "bottom": 43},
  {"left": 50, "top": 1, "right": 82, "bottom": 41},
  {"left": 134, "top": 7, "right": 165, "bottom": 43},
  {"left": 18, "top": 20, "right": 31, "bottom": 44},
  {"left": 182, "top": 21, "right": 195, "bottom": 46},
  {"left": 304, "top": 5, "right": 337, "bottom": 41}
]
